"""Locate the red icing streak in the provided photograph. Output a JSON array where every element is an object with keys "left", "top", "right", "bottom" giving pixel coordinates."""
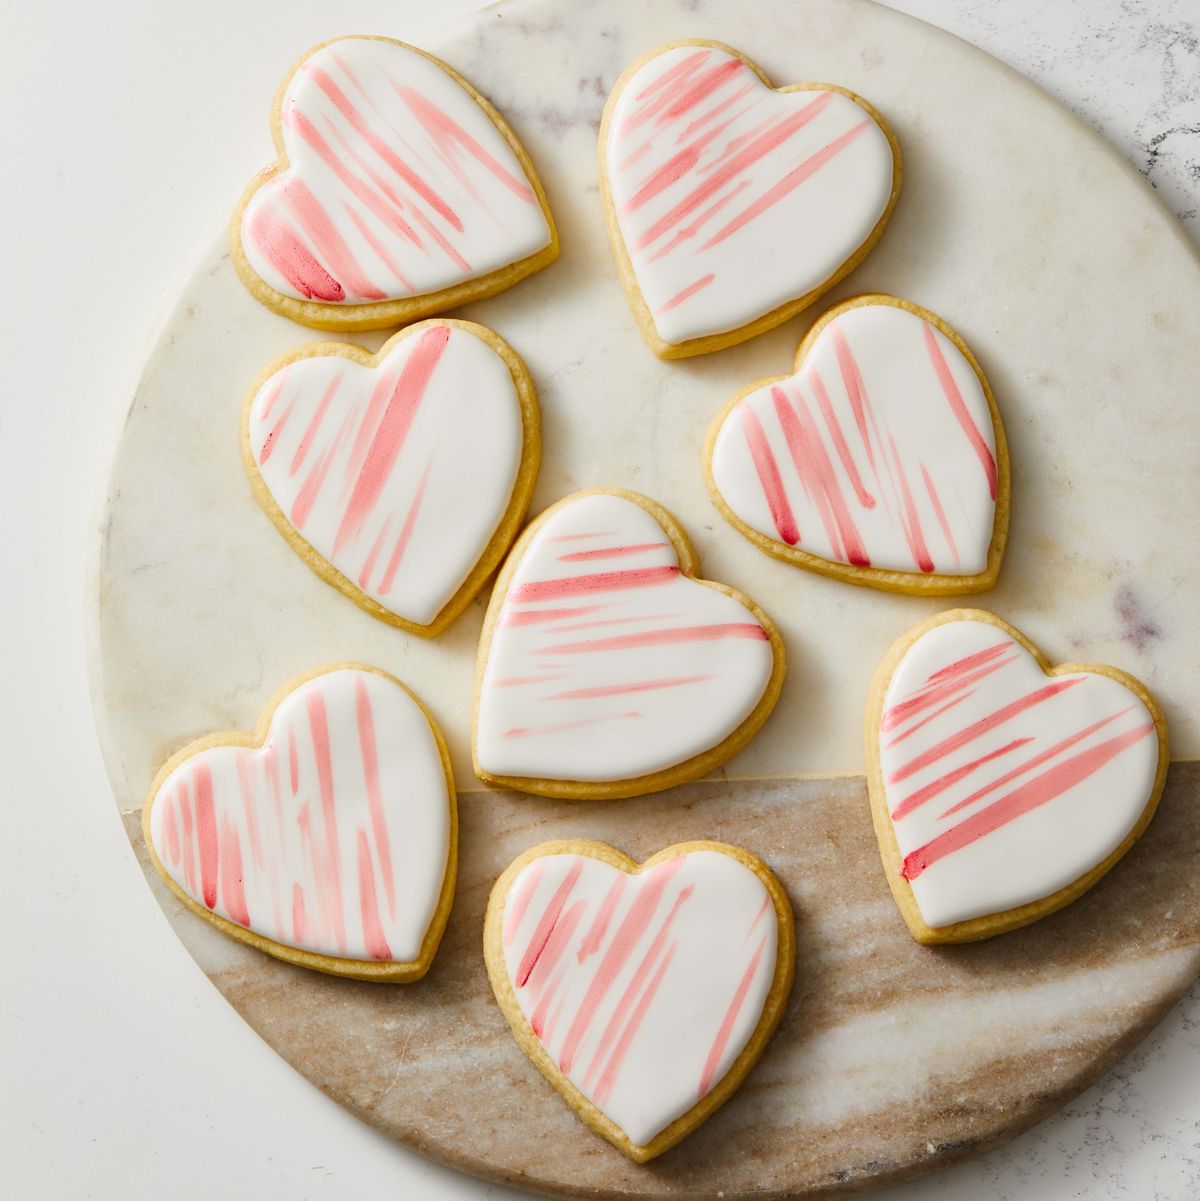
[
  {"left": 546, "top": 674, "right": 715, "bottom": 701},
  {"left": 306, "top": 688, "right": 347, "bottom": 955},
  {"left": 924, "top": 323, "right": 997, "bottom": 499},
  {"left": 397, "top": 86, "right": 535, "bottom": 201},
  {"left": 577, "top": 875, "right": 627, "bottom": 964},
  {"left": 809, "top": 367, "right": 874, "bottom": 509},
  {"left": 245, "top": 204, "right": 345, "bottom": 301},
  {"left": 890, "top": 737, "right": 1034, "bottom": 821},
  {"left": 635, "top": 93, "right": 833, "bottom": 250},
  {"left": 377, "top": 458, "right": 434, "bottom": 595},
  {"left": 584, "top": 884, "right": 694, "bottom": 1094},
  {"left": 739, "top": 403, "right": 800, "bottom": 545},
  {"left": 884, "top": 689, "right": 978, "bottom": 749},
  {"left": 502, "top": 712, "right": 643, "bottom": 740},
  {"left": 921, "top": 463, "right": 959, "bottom": 566},
  {"left": 218, "top": 813, "right": 251, "bottom": 927},
  {"left": 235, "top": 752, "right": 265, "bottom": 871},
  {"left": 279, "top": 177, "right": 385, "bottom": 300},
  {"left": 162, "top": 800, "right": 180, "bottom": 865},
  {"left": 193, "top": 762, "right": 219, "bottom": 909},
  {"left": 287, "top": 728, "right": 299, "bottom": 794},
  {"left": 525, "top": 901, "right": 586, "bottom": 1000},
  {"left": 698, "top": 935, "right": 767, "bottom": 1098},
  {"left": 541, "top": 622, "right": 768, "bottom": 656},
  {"left": 355, "top": 677, "right": 395, "bottom": 916},
  {"left": 621, "top": 123, "right": 730, "bottom": 216},
  {"left": 620, "top": 51, "right": 713, "bottom": 137},
  {"left": 557, "top": 543, "right": 668, "bottom": 562},
  {"left": 593, "top": 942, "right": 679, "bottom": 1106},
  {"left": 179, "top": 785, "right": 196, "bottom": 894},
  {"left": 887, "top": 433, "right": 935, "bottom": 573},
  {"left": 902, "top": 723, "right": 1155, "bottom": 880},
  {"left": 883, "top": 642, "right": 1013, "bottom": 732},
  {"left": 292, "top": 883, "right": 306, "bottom": 943},
  {"left": 356, "top": 830, "right": 393, "bottom": 960},
  {"left": 635, "top": 49, "right": 710, "bottom": 103},
  {"left": 889, "top": 678, "right": 1085, "bottom": 786},
  {"left": 509, "top": 565, "right": 680, "bottom": 603},
  {"left": 698, "top": 119, "right": 870, "bottom": 249},
  {"left": 504, "top": 859, "right": 546, "bottom": 947},
  {"left": 658, "top": 273, "right": 716, "bottom": 314},
  {"left": 937, "top": 707, "right": 1134, "bottom": 820},
  {"left": 830, "top": 324, "right": 878, "bottom": 476},
  {"left": 773, "top": 385, "right": 870, "bottom": 567},
  {"left": 332, "top": 325, "right": 450, "bottom": 555},
  {"left": 557, "top": 856, "right": 685, "bottom": 1073},
  {"left": 516, "top": 858, "right": 584, "bottom": 987},
  {"left": 258, "top": 394, "right": 296, "bottom": 466},
  {"left": 357, "top": 515, "right": 392, "bottom": 589},
  {"left": 306, "top": 65, "right": 462, "bottom": 231},
  {"left": 500, "top": 605, "right": 609, "bottom": 628}
]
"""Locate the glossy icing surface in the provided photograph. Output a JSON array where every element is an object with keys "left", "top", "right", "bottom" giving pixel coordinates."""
[
  {"left": 878, "top": 619, "right": 1159, "bottom": 928},
  {"left": 247, "top": 323, "right": 524, "bottom": 626},
  {"left": 475, "top": 493, "right": 775, "bottom": 782},
  {"left": 500, "top": 850, "right": 778, "bottom": 1147},
  {"left": 148, "top": 669, "right": 452, "bottom": 962},
  {"left": 604, "top": 43, "right": 894, "bottom": 345},
  {"left": 241, "top": 37, "right": 552, "bottom": 305},
  {"left": 711, "top": 303, "right": 998, "bottom": 575}
]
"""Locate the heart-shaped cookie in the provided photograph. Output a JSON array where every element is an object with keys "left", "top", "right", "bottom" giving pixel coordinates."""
[
  {"left": 143, "top": 665, "right": 457, "bottom": 980},
  {"left": 472, "top": 489, "right": 785, "bottom": 798},
  {"left": 231, "top": 35, "right": 558, "bottom": 331},
  {"left": 599, "top": 40, "right": 900, "bottom": 358},
  {"left": 243, "top": 319, "right": 539, "bottom": 635},
  {"left": 707, "top": 295, "right": 1009, "bottom": 593},
  {"left": 484, "top": 839, "right": 795, "bottom": 1161},
  {"left": 866, "top": 610, "right": 1167, "bottom": 944}
]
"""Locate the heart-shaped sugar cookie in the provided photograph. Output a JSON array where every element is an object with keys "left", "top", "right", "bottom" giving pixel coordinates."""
[
  {"left": 472, "top": 489, "right": 785, "bottom": 798},
  {"left": 484, "top": 840, "right": 795, "bottom": 1161},
  {"left": 144, "top": 665, "right": 457, "bottom": 980},
  {"left": 866, "top": 610, "right": 1167, "bottom": 943},
  {"left": 600, "top": 40, "right": 900, "bottom": 358},
  {"left": 707, "top": 295, "right": 1009, "bottom": 592},
  {"left": 232, "top": 35, "right": 557, "bottom": 331},
  {"left": 243, "top": 319, "right": 539, "bottom": 636}
]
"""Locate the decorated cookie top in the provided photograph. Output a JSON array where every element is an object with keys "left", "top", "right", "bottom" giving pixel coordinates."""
[
  {"left": 602, "top": 42, "right": 896, "bottom": 350},
  {"left": 474, "top": 492, "right": 777, "bottom": 787},
  {"left": 496, "top": 847, "right": 780, "bottom": 1150},
  {"left": 147, "top": 668, "right": 453, "bottom": 967},
  {"left": 245, "top": 321, "right": 530, "bottom": 630},
  {"left": 239, "top": 36, "right": 553, "bottom": 309},
  {"left": 709, "top": 299, "right": 1003, "bottom": 586},
  {"left": 875, "top": 616, "right": 1162, "bottom": 931}
]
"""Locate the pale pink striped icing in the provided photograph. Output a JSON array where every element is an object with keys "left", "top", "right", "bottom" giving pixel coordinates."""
[
  {"left": 877, "top": 618, "right": 1160, "bottom": 928},
  {"left": 500, "top": 849, "right": 777, "bottom": 1147},
  {"left": 474, "top": 493, "right": 775, "bottom": 782},
  {"left": 710, "top": 303, "right": 998, "bottom": 576},
  {"left": 148, "top": 669, "right": 452, "bottom": 963},
  {"left": 240, "top": 37, "right": 551, "bottom": 306},
  {"left": 248, "top": 323, "right": 524, "bottom": 626},
  {"left": 604, "top": 44, "right": 894, "bottom": 345}
]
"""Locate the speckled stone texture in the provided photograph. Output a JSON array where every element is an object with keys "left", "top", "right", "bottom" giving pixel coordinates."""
[
  {"left": 126, "top": 764, "right": 1200, "bottom": 1198},
  {"left": 90, "top": 0, "right": 1200, "bottom": 1195}
]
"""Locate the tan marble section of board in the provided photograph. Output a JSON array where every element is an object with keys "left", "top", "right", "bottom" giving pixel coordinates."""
[{"left": 124, "top": 762, "right": 1200, "bottom": 1199}]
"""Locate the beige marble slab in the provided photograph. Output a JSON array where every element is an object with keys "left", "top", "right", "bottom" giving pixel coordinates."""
[{"left": 88, "top": 0, "right": 1200, "bottom": 1195}]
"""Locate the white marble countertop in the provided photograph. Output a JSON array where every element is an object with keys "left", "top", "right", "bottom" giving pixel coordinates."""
[{"left": 3, "top": 1, "right": 1197, "bottom": 1198}]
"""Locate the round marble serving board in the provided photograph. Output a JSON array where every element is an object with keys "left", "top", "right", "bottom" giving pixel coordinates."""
[{"left": 88, "top": 0, "right": 1200, "bottom": 1196}]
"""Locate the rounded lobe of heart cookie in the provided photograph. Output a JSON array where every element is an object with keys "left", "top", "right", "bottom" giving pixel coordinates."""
[
  {"left": 146, "top": 668, "right": 452, "bottom": 965},
  {"left": 498, "top": 849, "right": 778, "bottom": 1149},
  {"left": 876, "top": 618, "right": 1161, "bottom": 930},
  {"left": 604, "top": 43, "right": 894, "bottom": 346},
  {"left": 240, "top": 37, "right": 552, "bottom": 306},
  {"left": 710, "top": 301, "right": 999, "bottom": 578},
  {"left": 474, "top": 493, "right": 776, "bottom": 783},
  {"left": 246, "top": 322, "right": 524, "bottom": 627}
]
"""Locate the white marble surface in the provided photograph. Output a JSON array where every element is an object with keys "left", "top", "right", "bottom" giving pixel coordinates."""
[{"left": 4, "top": 2, "right": 1199, "bottom": 1200}]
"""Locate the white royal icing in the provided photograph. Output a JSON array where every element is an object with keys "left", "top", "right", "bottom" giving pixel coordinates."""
[
  {"left": 148, "top": 669, "right": 452, "bottom": 963},
  {"left": 710, "top": 303, "right": 998, "bottom": 575},
  {"left": 500, "top": 849, "right": 778, "bottom": 1148},
  {"left": 604, "top": 43, "right": 894, "bottom": 345},
  {"left": 241, "top": 37, "right": 551, "bottom": 305},
  {"left": 475, "top": 493, "right": 776, "bottom": 782},
  {"left": 247, "top": 322, "right": 525, "bottom": 627},
  {"left": 877, "top": 618, "right": 1160, "bottom": 928}
]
